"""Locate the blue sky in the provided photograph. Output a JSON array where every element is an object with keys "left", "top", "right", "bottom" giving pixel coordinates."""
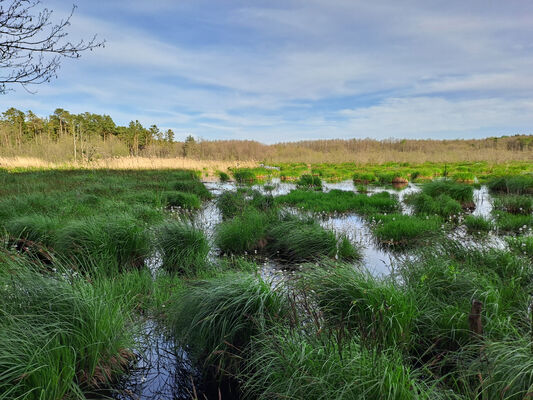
[{"left": 0, "top": 0, "right": 532, "bottom": 143}]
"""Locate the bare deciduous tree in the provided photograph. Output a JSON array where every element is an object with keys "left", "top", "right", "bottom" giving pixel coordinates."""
[{"left": 0, "top": 0, "right": 103, "bottom": 93}]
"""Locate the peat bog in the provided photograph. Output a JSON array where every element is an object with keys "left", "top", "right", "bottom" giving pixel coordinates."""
[{"left": 0, "top": 167, "right": 532, "bottom": 400}]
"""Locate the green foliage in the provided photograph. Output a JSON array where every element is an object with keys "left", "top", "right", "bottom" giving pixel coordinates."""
[
  {"left": 296, "top": 174, "right": 323, "bottom": 191},
  {"left": 352, "top": 171, "right": 376, "bottom": 183},
  {"left": 493, "top": 211, "right": 533, "bottom": 233},
  {"left": 506, "top": 235, "right": 533, "bottom": 259},
  {"left": 3, "top": 214, "right": 59, "bottom": 246},
  {"left": 233, "top": 168, "right": 257, "bottom": 184},
  {"left": 157, "top": 220, "right": 210, "bottom": 275},
  {"left": 169, "top": 273, "right": 288, "bottom": 374},
  {"left": 276, "top": 189, "right": 400, "bottom": 214}
]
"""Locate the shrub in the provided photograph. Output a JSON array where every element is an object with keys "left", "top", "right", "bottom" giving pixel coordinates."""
[{"left": 157, "top": 220, "right": 210, "bottom": 275}]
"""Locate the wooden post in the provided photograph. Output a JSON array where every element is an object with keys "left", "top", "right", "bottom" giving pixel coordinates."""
[{"left": 468, "top": 299, "right": 483, "bottom": 338}]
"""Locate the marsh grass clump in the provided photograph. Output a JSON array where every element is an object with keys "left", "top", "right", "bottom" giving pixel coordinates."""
[
  {"left": 296, "top": 174, "right": 322, "bottom": 191},
  {"left": 352, "top": 171, "right": 376, "bottom": 184},
  {"left": 170, "top": 273, "right": 289, "bottom": 375},
  {"left": 217, "top": 170, "right": 230, "bottom": 182},
  {"left": 163, "top": 190, "right": 201, "bottom": 209},
  {"left": 493, "top": 194, "right": 532, "bottom": 215},
  {"left": 266, "top": 216, "right": 360, "bottom": 262},
  {"left": 242, "top": 330, "right": 445, "bottom": 400},
  {"left": 55, "top": 215, "right": 151, "bottom": 272},
  {"left": 276, "top": 189, "right": 400, "bottom": 214},
  {"left": 464, "top": 215, "right": 493, "bottom": 234},
  {"left": 493, "top": 211, "right": 533, "bottom": 234},
  {"left": 371, "top": 214, "right": 442, "bottom": 248},
  {"left": 215, "top": 209, "right": 271, "bottom": 254},
  {"left": 173, "top": 180, "right": 212, "bottom": 200},
  {"left": 233, "top": 168, "right": 256, "bottom": 184},
  {"left": 301, "top": 264, "right": 416, "bottom": 349},
  {"left": 422, "top": 180, "right": 474, "bottom": 206},
  {"left": 488, "top": 175, "right": 533, "bottom": 195},
  {"left": 3, "top": 214, "right": 59, "bottom": 246},
  {"left": 506, "top": 235, "right": 533, "bottom": 259},
  {"left": 157, "top": 220, "right": 209, "bottom": 275},
  {"left": 216, "top": 190, "right": 248, "bottom": 219},
  {"left": 0, "top": 263, "right": 133, "bottom": 398},
  {"left": 404, "top": 193, "right": 462, "bottom": 218}
]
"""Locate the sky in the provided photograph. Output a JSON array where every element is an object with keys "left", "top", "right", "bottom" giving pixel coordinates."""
[{"left": 0, "top": 0, "right": 532, "bottom": 143}]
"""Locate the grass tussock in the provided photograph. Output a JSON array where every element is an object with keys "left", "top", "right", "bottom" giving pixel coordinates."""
[
  {"left": 276, "top": 189, "right": 400, "bottom": 214},
  {"left": 157, "top": 220, "right": 210, "bottom": 275},
  {"left": 370, "top": 214, "right": 443, "bottom": 248},
  {"left": 296, "top": 174, "right": 323, "bottom": 190},
  {"left": 163, "top": 190, "right": 201, "bottom": 209},
  {"left": 421, "top": 180, "right": 474, "bottom": 206},
  {"left": 464, "top": 215, "right": 493, "bottom": 234},
  {"left": 488, "top": 175, "right": 533, "bottom": 195},
  {"left": 169, "top": 272, "right": 289, "bottom": 375},
  {"left": 404, "top": 193, "right": 462, "bottom": 218}
]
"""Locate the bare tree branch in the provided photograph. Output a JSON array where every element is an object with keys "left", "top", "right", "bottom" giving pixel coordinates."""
[{"left": 0, "top": 0, "right": 104, "bottom": 93}]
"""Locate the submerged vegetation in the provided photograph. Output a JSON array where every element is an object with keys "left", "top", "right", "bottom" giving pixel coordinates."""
[{"left": 0, "top": 166, "right": 532, "bottom": 400}]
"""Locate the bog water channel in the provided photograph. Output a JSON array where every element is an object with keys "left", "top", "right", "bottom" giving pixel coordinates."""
[{"left": 111, "top": 179, "right": 498, "bottom": 399}]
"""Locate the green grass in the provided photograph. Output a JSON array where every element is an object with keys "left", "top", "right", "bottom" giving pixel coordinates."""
[
  {"left": 276, "top": 189, "right": 400, "bottom": 214},
  {"left": 370, "top": 214, "right": 443, "bottom": 248},
  {"left": 464, "top": 215, "right": 493, "bottom": 234},
  {"left": 163, "top": 190, "right": 201, "bottom": 209},
  {"left": 233, "top": 168, "right": 257, "bottom": 184},
  {"left": 506, "top": 235, "right": 533, "bottom": 259},
  {"left": 216, "top": 189, "right": 274, "bottom": 219},
  {"left": 493, "top": 194, "right": 532, "bottom": 215},
  {"left": 157, "top": 220, "right": 210, "bottom": 275},
  {"left": 421, "top": 180, "right": 474, "bottom": 205},
  {"left": 265, "top": 215, "right": 361, "bottom": 262},
  {"left": 215, "top": 208, "right": 272, "bottom": 255},
  {"left": 296, "top": 174, "right": 323, "bottom": 191},
  {"left": 301, "top": 264, "right": 417, "bottom": 349},
  {"left": 172, "top": 179, "right": 212, "bottom": 200},
  {"left": 493, "top": 211, "right": 533, "bottom": 233},
  {"left": 169, "top": 272, "right": 289, "bottom": 375},
  {"left": 405, "top": 193, "right": 463, "bottom": 218},
  {"left": 488, "top": 175, "right": 533, "bottom": 195},
  {"left": 0, "top": 256, "right": 134, "bottom": 399},
  {"left": 242, "top": 330, "right": 447, "bottom": 400},
  {"left": 55, "top": 215, "right": 151, "bottom": 273}
]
